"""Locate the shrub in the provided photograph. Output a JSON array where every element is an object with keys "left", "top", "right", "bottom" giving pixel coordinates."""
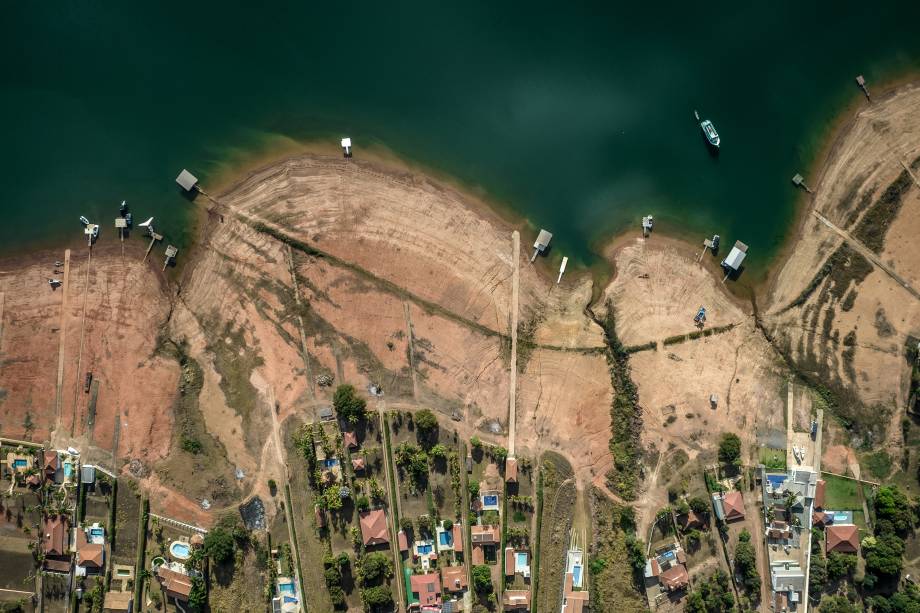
[
  {"left": 203, "top": 527, "right": 235, "bottom": 564},
  {"left": 181, "top": 436, "right": 202, "bottom": 454},
  {"left": 472, "top": 565, "right": 493, "bottom": 593}
]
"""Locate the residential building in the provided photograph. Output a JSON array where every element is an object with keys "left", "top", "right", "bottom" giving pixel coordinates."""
[
  {"left": 505, "top": 458, "right": 518, "bottom": 483},
  {"left": 712, "top": 490, "right": 745, "bottom": 522},
  {"left": 343, "top": 431, "right": 359, "bottom": 449},
  {"left": 359, "top": 509, "right": 390, "bottom": 546},
  {"left": 502, "top": 589, "right": 531, "bottom": 611},
  {"left": 409, "top": 572, "right": 441, "bottom": 609},
  {"left": 677, "top": 510, "right": 705, "bottom": 531},
  {"left": 826, "top": 525, "right": 859, "bottom": 554},
  {"left": 43, "top": 515, "right": 71, "bottom": 572},
  {"left": 102, "top": 591, "right": 133, "bottom": 613},
  {"left": 155, "top": 562, "right": 195, "bottom": 603},
  {"left": 441, "top": 565, "right": 468, "bottom": 593},
  {"left": 470, "top": 524, "right": 499, "bottom": 565}
]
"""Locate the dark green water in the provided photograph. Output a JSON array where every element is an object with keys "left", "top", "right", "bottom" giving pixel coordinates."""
[{"left": 3, "top": 2, "right": 920, "bottom": 269}]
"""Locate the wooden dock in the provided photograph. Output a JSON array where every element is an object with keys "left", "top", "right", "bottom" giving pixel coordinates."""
[{"left": 143, "top": 232, "right": 163, "bottom": 262}]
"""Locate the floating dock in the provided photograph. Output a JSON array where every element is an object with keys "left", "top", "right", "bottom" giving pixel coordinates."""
[
  {"left": 341, "top": 137, "right": 353, "bottom": 158},
  {"left": 115, "top": 217, "right": 127, "bottom": 242},
  {"left": 557, "top": 256, "right": 568, "bottom": 284},
  {"left": 642, "top": 215, "right": 654, "bottom": 237},
  {"left": 176, "top": 169, "right": 199, "bottom": 192},
  {"left": 163, "top": 245, "right": 178, "bottom": 271},
  {"left": 856, "top": 75, "right": 871, "bottom": 102},
  {"left": 143, "top": 232, "right": 163, "bottom": 262},
  {"left": 531, "top": 229, "right": 552, "bottom": 262},
  {"left": 792, "top": 173, "right": 813, "bottom": 194},
  {"left": 699, "top": 234, "right": 720, "bottom": 261},
  {"left": 721, "top": 240, "right": 748, "bottom": 282}
]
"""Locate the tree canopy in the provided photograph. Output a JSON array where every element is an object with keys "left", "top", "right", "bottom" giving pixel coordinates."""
[
  {"left": 717, "top": 433, "right": 742, "bottom": 466},
  {"left": 359, "top": 552, "right": 393, "bottom": 585},
  {"left": 472, "top": 564, "right": 493, "bottom": 593},
  {"left": 733, "top": 536, "right": 760, "bottom": 594},
  {"left": 362, "top": 585, "right": 393, "bottom": 609},
  {"left": 826, "top": 552, "right": 856, "bottom": 580},
  {"left": 874, "top": 486, "right": 913, "bottom": 535},
  {"left": 188, "top": 577, "right": 207, "bottom": 612},
  {"left": 203, "top": 527, "right": 235, "bottom": 564},
  {"left": 818, "top": 595, "right": 860, "bottom": 613},
  {"left": 333, "top": 384, "right": 367, "bottom": 424},
  {"left": 414, "top": 409, "right": 439, "bottom": 434},
  {"left": 685, "top": 571, "right": 735, "bottom": 613},
  {"left": 864, "top": 533, "right": 904, "bottom": 577}
]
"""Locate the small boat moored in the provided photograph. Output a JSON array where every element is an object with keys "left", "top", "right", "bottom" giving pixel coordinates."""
[
  {"left": 119, "top": 200, "right": 128, "bottom": 215},
  {"left": 79, "top": 215, "right": 90, "bottom": 226},
  {"left": 694, "top": 110, "right": 720, "bottom": 148}
]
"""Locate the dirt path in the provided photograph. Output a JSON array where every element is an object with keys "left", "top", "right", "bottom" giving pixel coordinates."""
[
  {"left": 377, "top": 401, "right": 406, "bottom": 612},
  {"left": 69, "top": 247, "right": 93, "bottom": 436},
  {"left": 266, "top": 385, "right": 307, "bottom": 608},
  {"left": 285, "top": 244, "right": 315, "bottom": 400},
  {"left": 53, "top": 249, "right": 71, "bottom": 436},
  {"left": 509, "top": 230, "right": 520, "bottom": 457},
  {"left": 811, "top": 210, "right": 920, "bottom": 301},
  {"left": 403, "top": 302, "right": 419, "bottom": 402}
]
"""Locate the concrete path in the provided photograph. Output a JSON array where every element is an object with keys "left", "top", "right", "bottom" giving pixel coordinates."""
[
  {"left": 508, "top": 231, "right": 519, "bottom": 457},
  {"left": 812, "top": 210, "right": 920, "bottom": 302}
]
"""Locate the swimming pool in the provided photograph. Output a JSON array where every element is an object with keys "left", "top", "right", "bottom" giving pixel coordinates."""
[
  {"left": 322, "top": 458, "right": 339, "bottom": 468},
  {"left": 767, "top": 475, "right": 786, "bottom": 489},
  {"left": 661, "top": 550, "right": 675, "bottom": 560},
  {"left": 483, "top": 495, "right": 498, "bottom": 506},
  {"left": 572, "top": 564, "right": 582, "bottom": 587},
  {"left": 515, "top": 552, "right": 529, "bottom": 569},
  {"left": 170, "top": 541, "right": 191, "bottom": 560},
  {"left": 278, "top": 581, "right": 295, "bottom": 595},
  {"left": 438, "top": 531, "right": 452, "bottom": 546},
  {"left": 63, "top": 462, "right": 74, "bottom": 479},
  {"left": 830, "top": 511, "right": 852, "bottom": 523},
  {"left": 90, "top": 528, "right": 105, "bottom": 538},
  {"left": 417, "top": 543, "right": 433, "bottom": 554},
  {"left": 12, "top": 459, "right": 27, "bottom": 469}
]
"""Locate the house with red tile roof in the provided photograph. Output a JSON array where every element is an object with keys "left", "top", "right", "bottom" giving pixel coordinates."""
[
  {"left": 359, "top": 509, "right": 390, "bottom": 546},
  {"left": 814, "top": 480, "right": 826, "bottom": 510},
  {"left": 659, "top": 564, "right": 690, "bottom": 591},
  {"left": 826, "top": 524, "right": 859, "bottom": 554},
  {"left": 505, "top": 458, "right": 518, "bottom": 483},
  {"left": 714, "top": 491, "right": 745, "bottom": 522},
  {"left": 452, "top": 524, "right": 463, "bottom": 553},
  {"left": 156, "top": 564, "right": 194, "bottom": 602},
  {"left": 502, "top": 589, "right": 531, "bottom": 611},
  {"left": 351, "top": 456, "right": 366, "bottom": 472},
  {"left": 343, "top": 431, "right": 359, "bottom": 449},
  {"left": 471, "top": 524, "right": 499, "bottom": 565},
  {"left": 409, "top": 572, "right": 441, "bottom": 608},
  {"left": 43, "top": 516, "right": 69, "bottom": 557},
  {"left": 441, "top": 565, "right": 468, "bottom": 593},
  {"left": 504, "top": 546, "right": 515, "bottom": 576}
]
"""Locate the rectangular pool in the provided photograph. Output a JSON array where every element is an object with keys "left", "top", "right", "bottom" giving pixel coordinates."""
[
  {"left": 572, "top": 564, "right": 582, "bottom": 587},
  {"left": 278, "top": 582, "right": 295, "bottom": 595},
  {"left": 483, "top": 495, "right": 498, "bottom": 506},
  {"left": 515, "top": 552, "right": 529, "bottom": 570},
  {"left": 417, "top": 543, "right": 433, "bottom": 554},
  {"left": 12, "top": 459, "right": 27, "bottom": 469},
  {"left": 322, "top": 458, "right": 339, "bottom": 468},
  {"left": 438, "top": 532, "right": 452, "bottom": 546}
]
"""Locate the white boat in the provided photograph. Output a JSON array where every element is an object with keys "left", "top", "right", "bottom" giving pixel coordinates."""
[
  {"left": 694, "top": 110, "right": 721, "bottom": 148},
  {"left": 79, "top": 216, "right": 90, "bottom": 226},
  {"left": 92, "top": 225, "right": 99, "bottom": 239},
  {"left": 119, "top": 200, "right": 127, "bottom": 214}
]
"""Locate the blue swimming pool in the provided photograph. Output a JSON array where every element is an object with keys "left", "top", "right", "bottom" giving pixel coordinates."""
[
  {"left": 90, "top": 528, "right": 104, "bottom": 538},
  {"left": 438, "top": 531, "right": 452, "bottom": 546},
  {"left": 832, "top": 512, "right": 851, "bottom": 523},
  {"left": 63, "top": 462, "right": 74, "bottom": 478},
  {"left": 283, "top": 596, "right": 298, "bottom": 604},
  {"left": 767, "top": 475, "right": 786, "bottom": 489},
  {"left": 12, "top": 459, "right": 27, "bottom": 469},
  {"left": 661, "top": 550, "right": 675, "bottom": 560},
  {"left": 278, "top": 581, "right": 295, "bottom": 595},
  {"left": 515, "top": 552, "right": 528, "bottom": 567},
  {"left": 572, "top": 564, "right": 582, "bottom": 587},
  {"left": 170, "top": 542, "right": 191, "bottom": 559},
  {"left": 322, "top": 458, "right": 339, "bottom": 468},
  {"left": 483, "top": 495, "right": 498, "bottom": 506},
  {"left": 417, "top": 543, "right": 433, "bottom": 554}
]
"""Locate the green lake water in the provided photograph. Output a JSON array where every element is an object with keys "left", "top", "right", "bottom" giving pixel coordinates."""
[{"left": 2, "top": 1, "right": 920, "bottom": 270}]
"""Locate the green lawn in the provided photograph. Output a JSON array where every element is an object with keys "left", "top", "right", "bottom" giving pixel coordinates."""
[
  {"left": 759, "top": 447, "right": 786, "bottom": 471},
  {"left": 820, "top": 474, "right": 861, "bottom": 510}
]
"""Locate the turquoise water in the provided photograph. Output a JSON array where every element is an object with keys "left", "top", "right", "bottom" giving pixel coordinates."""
[
  {"left": 12, "top": 459, "right": 27, "bottom": 469},
  {"left": 170, "top": 542, "right": 190, "bottom": 559},
  {"left": 278, "top": 582, "right": 295, "bottom": 595},
  {"left": 515, "top": 552, "right": 529, "bottom": 568},
  {"left": 2, "top": 2, "right": 920, "bottom": 269},
  {"left": 438, "top": 531, "right": 452, "bottom": 546},
  {"left": 572, "top": 565, "right": 582, "bottom": 587}
]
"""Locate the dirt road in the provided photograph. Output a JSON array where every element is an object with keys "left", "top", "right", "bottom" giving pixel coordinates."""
[{"left": 509, "top": 230, "right": 519, "bottom": 456}]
